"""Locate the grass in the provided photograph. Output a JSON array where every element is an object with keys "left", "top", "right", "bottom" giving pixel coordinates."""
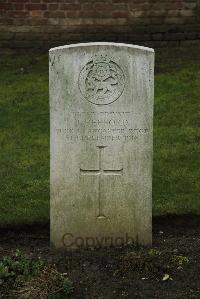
[
  {"left": 0, "top": 250, "right": 73, "bottom": 298},
  {"left": 0, "top": 55, "right": 49, "bottom": 226},
  {"left": 154, "top": 47, "right": 200, "bottom": 215},
  {"left": 0, "top": 46, "right": 199, "bottom": 226}
]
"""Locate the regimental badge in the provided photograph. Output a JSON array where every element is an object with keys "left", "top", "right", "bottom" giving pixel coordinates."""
[{"left": 78, "top": 55, "right": 125, "bottom": 105}]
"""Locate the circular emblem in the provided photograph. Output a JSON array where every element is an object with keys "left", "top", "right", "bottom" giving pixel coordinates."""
[{"left": 78, "top": 55, "right": 125, "bottom": 105}]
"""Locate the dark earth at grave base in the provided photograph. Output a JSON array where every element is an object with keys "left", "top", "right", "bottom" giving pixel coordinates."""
[{"left": 0, "top": 215, "right": 200, "bottom": 299}]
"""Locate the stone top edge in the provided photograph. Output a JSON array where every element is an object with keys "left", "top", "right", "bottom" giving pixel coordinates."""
[{"left": 49, "top": 42, "right": 154, "bottom": 53}]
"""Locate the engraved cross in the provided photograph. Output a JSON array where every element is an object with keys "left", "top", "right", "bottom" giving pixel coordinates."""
[{"left": 80, "top": 146, "right": 123, "bottom": 218}]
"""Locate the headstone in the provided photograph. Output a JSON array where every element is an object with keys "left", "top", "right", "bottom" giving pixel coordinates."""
[{"left": 49, "top": 42, "right": 154, "bottom": 249}]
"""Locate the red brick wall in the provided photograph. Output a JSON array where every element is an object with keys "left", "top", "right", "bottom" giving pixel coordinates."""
[{"left": 0, "top": 0, "right": 200, "bottom": 50}]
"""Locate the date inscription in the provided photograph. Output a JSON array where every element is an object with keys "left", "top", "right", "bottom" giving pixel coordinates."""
[{"left": 55, "top": 111, "right": 150, "bottom": 143}]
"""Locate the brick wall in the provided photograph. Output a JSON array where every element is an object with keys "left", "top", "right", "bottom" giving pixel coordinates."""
[{"left": 0, "top": 0, "right": 200, "bottom": 50}]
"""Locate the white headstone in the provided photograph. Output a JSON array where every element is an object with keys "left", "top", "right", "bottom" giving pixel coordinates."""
[{"left": 50, "top": 42, "right": 154, "bottom": 249}]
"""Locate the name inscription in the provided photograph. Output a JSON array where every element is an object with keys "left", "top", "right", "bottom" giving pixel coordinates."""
[{"left": 55, "top": 111, "right": 150, "bottom": 143}]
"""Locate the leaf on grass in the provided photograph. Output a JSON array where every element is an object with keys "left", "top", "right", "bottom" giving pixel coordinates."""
[{"left": 162, "top": 274, "right": 170, "bottom": 281}]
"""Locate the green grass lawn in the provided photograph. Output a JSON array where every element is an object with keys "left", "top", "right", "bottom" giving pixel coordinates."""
[{"left": 0, "top": 46, "right": 199, "bottom": 226}]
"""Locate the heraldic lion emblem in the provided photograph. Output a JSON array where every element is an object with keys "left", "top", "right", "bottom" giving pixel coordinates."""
[{"left": 78, "top": 54, "right": 125, "bottom": 105}]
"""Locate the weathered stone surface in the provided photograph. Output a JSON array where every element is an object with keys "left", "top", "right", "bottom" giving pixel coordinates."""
[{"left": 49, "top": 42, "right": 154, "bottom": 249}]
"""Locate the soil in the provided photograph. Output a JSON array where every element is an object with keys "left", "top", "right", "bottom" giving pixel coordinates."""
[{"left": 0, "top": 215, "right": 200, "bottom": 299}]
